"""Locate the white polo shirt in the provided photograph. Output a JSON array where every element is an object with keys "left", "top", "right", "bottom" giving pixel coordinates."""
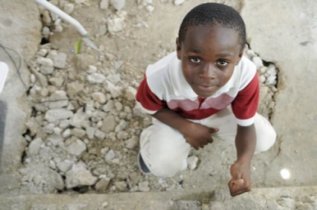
[{"left": 136, "top": 52, "right": 259, "bottom": 126}]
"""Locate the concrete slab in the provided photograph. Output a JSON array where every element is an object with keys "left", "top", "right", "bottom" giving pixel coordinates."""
[
  {"left": 0, "top": 0, "right": 40, "bottom": 182},
  {"left": 242, "top": 0, "right": 317, "bottom": 186},
  {"left": 0, "top": 186, "right": 316, "bottom": 210}
]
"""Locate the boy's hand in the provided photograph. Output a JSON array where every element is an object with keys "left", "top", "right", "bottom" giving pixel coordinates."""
[
  {"left": 152, "top": 108, "right": 218, "bottom": 149},
  {"left": 182, "top": 122, "right": 218, "bottom": 149},
  {"left": 228, "top": 160, "right": 251, "bottom": 196}
]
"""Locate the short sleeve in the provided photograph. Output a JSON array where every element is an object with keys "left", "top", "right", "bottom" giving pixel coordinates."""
[
  {"left": 231, "top": 73, "right": 259, "bottom": 126},
  {"left": 135, "top": 77, "right": 166, "bottom": 114}
]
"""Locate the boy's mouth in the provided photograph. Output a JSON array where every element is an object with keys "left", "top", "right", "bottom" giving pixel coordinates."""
[
  {"left": 198, "top": 84, "right": 215, "bottom": 90},
  {"left": 196, "top": 84, "right": 218, "bottom": 95}
]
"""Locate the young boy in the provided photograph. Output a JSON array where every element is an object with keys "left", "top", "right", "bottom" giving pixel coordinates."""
[{"left": 135, "top": 3, "right": 276, "bottom": 196}]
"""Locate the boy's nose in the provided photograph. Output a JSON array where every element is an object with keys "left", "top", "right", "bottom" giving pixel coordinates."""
[{"left": 200, "top": 64, "right": 216, "bottom": 79}]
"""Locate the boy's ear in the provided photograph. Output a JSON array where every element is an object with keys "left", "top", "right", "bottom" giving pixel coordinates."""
[
  {"left": 176, "top": 38, "right": 181, "bottom": 59},
  {"left": 236, "top": 44, "right": 247, "bottom": 64},
  {"left": 235, "top": 50, "right": 243, "bottom": 65}
]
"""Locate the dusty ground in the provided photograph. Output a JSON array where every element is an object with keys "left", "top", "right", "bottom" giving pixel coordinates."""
[
  {"left": 1, "top": 0, "right": 317, "bottom": 209},
  {"left": 13, "top": 0, "right": 279, "bottom": 195}
]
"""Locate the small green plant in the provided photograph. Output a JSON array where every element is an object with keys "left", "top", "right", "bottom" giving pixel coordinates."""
[{"left": 74, "top": 38, "right": 83, "bottom": 54}]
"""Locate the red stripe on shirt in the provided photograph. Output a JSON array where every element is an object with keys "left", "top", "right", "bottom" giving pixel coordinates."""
[
  {"left": 136, "top": 78, "right": 222, "bottom": 119},
  {"left": 231, "top": 73, "right": 259, "bottom": 120},
  {"left": 136, "top": 73, "right": 259, "bottom": 121},
  {"left": 170, "top": 106, "right": 220, "bottom": 119},
  {"left": 136, "top": 77, "right": 166, "bottom": 111}
]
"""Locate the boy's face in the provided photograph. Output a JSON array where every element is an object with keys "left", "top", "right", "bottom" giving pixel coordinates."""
[{"left": 176, "top": 24, "right": 243, "bottom": 98}]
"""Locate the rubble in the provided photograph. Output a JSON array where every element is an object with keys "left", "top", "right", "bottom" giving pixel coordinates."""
[
  {"left": 100, "top": 0, "right": 109, "bottom": 10},
  {"left": 18, "top": 1, "right": 280, "bottom": 196},
  {"left": 110, "top": 0, "right": 125, "bottom": 11},
  {"left": 174, "top": 0, "right": 186, "bottom": 6},
  {"left": 65, "top": 162, "right": 98, "bottom": 189},
  {"left": 107, "top": 11, "right": 127, "bottom": 34},
  {"left": 187, "top": 155, "right": 199, "bottom": 170}
]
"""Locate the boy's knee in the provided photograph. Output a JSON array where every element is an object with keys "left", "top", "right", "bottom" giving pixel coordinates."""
[
  {"left": 255, "top": 124, "right": 276, "bottom": 153},
  {"left": 254, "top": 114, "right": 277, "bottom": 153},
  {"left": 139, "top": 124, "right": 190, "bottom": 177},
  {"left": 148, "top": 154, "right": 187, "bottom": 177},
  {"left": 142, "top": 138, "right": 188, "bottom": 177}
]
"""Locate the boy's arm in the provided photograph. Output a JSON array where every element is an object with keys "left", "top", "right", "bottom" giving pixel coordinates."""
[
  {"left": 136, "top": 77, "right": 217, "bottom": 149},
  {"left": 153, "top": 108, "right": 218, "bottom": 149},
  {"left": 229, "top": 68, "right": 259, "bottom": 196},
  {"left": 228, "top": 124, "right": 256, "bottom": 196}
]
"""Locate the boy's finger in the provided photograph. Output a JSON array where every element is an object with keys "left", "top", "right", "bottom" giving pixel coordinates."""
[
  {"left": 231, "top": 184, "right": 251, "bottom": 196},
  {"left": 228, "top": 179, "right": 244, "bottom": 192},
  {"left": 230, "top": 187, "right": 249, "bottom": 196},
  {"left": 228, "top": 179, "right": 250, "bottom": 196}
]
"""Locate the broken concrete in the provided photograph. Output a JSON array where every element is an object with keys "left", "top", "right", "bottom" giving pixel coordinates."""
[{"left": 242, "top": 0, "right": 317, "bottom": 186}]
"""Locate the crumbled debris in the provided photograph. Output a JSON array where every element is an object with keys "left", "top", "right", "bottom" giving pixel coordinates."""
[{"left": 20, "top": 0, "right": 279, "bottom": 195}]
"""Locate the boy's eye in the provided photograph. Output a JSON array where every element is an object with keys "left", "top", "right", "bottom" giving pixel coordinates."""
[
  {"left": 216, "top": 59, "right": 229, "bottom": 67},
  {"left": 189, "top": 57, "right": 201, "bottom": 64}
]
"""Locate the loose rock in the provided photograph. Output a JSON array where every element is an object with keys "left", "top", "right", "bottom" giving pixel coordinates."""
[
  {"left": 37, "top": 57, "right": 54, "bottom": 75},
  {"left": 100, "top": 0, "right": 109, "bottom": 9},
  {"left": 45, "top": 109, "right": 74, "bottom": 122},
  {"left": 95, "top": 177, "right": 111, "bottom": 192},
  {"left": 87, "top": 73, "right": 106, "bottom": 84},
  {"left": 28, "top": 138, "right": 43, "bottom": 156},
  {"left": 101, "top": 116, "right": 116, "bottom": 133},
  {"left": 65, "top": 137, "right": 87, "bottom": 156},
  {"left": 51, "top": 52, "right": 67, "bottom": 69},
  {"left": 187, "top": 155, "right": 199, "bottom": 170},
  {"left": 110, "top": 0, "right": 125, "bottom": 10},
  {"left": 174, "top": 0, "right": 185, "bottom": 6},
  {"left": 65, "top": 162, "right": 98, "bottom": 189}
]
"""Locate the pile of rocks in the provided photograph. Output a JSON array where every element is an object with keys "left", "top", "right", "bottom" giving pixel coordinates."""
[
  {"left": 21, "top": 39, "right": 188, "bottom": 193},
  {"left": 245, "top": 46, "right": 279, "bottom": 118}
]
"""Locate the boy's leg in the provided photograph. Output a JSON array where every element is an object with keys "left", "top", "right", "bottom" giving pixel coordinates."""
[
  {"left": 201, "top": 108, "right": 276, "bottom": 153},
  {"left": 253, "top": 113, "right": 276, "bottom": 153},
  {"left": 139, "top": 120, "right": 191, "bottom": 177}
]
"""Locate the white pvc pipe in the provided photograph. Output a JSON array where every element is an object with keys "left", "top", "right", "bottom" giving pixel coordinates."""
[{"left": 35, "top": 0, "right": 88, "bottom": 36}]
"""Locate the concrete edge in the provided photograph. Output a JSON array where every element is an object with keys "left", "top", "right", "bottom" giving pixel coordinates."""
[{"left": 0, "top": 186, "right": 316, "bottom": 207}]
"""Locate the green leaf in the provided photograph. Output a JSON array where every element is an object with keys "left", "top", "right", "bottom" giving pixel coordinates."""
[{"left": 74, "top": 39, "right": 83, "bottom": 54}]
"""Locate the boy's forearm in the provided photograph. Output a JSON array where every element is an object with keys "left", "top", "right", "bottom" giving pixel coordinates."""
[
  {"left": 235, "top": 124, "right": 256, "bottom": 164},
  {"left": 152, "top": 108, "right": 190, "bottom": 134}
]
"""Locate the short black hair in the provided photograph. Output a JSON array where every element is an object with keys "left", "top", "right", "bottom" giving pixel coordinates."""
[{"left": 178, "top": 3, "right": 246, "bottom": 50}]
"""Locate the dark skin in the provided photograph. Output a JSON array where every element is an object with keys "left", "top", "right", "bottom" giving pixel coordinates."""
[{"left": 153, "top": 23, "right": 256, "bottom": 196}]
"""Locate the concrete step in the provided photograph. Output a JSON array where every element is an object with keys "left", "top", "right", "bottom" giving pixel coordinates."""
[{"left": 1, "top": 186, "right": 317, "bottom": 210}]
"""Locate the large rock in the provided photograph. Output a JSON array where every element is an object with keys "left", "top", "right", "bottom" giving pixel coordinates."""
[
  {"left": 45, "top": 109, "right": 74, "bottom": 122},
  {"left": 65, "top": 162, "right": 97, "bottom": 189},
  {"left": 19, "top": 163, "right": 64, "bottom": 193},
  {"left": 65, "top": 137, "right": 87, "bottom": 157}
]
